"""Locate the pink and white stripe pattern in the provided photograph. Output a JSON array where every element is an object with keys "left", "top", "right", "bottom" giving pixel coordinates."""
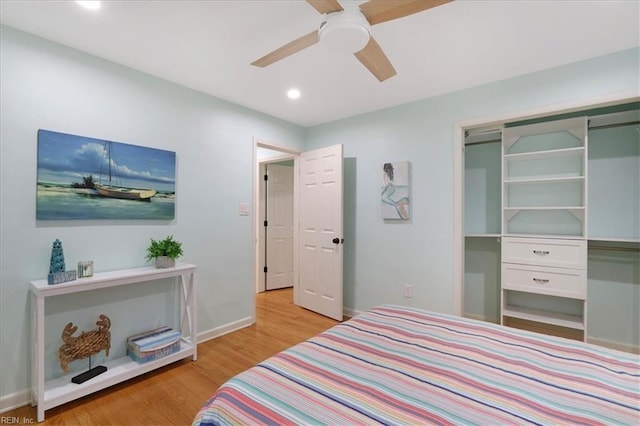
[{"left": 193, "top": 305, "right": 639, "bottom": 425}]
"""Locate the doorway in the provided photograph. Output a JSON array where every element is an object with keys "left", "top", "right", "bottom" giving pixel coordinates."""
[
  {"left": 258, "top": 159, "right": 294, "bottom": 291},
  {"left": 251, "top": 139, "right": 345, "bottom": 324},
  {"left": 252, "top": 139, "right": 300, "bottom": 327}
]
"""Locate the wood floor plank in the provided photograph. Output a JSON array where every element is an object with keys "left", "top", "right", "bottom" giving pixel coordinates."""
[{"left": 5, "top": 288, "right": 338, "bottom": 425}]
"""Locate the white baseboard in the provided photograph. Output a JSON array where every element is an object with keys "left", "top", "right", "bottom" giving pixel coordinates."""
[
  {"left": 343, "top": 307, "right": 363, "bottom": 319},
  {"left": 462, "top": 313, "right": 486, "bottom": 322},
  {"left": 197, "top": 316, "right": 254, "bottom": 343},
  {"left": 587, "top": 337, "right": 640, "bottom": 354},
  {"left": 0, "top": 389, "right": 31, "bottom": 414}
]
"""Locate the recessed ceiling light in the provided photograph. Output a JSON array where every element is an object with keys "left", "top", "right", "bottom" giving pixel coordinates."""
[
  {"left": 287, "top": 89, "right": 301, "bottom": 100},
  {"left": 76, "top": 1, "right": 101, "bottom": 10}
]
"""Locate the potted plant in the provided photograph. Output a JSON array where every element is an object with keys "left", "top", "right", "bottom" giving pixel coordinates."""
[{"left": 145, "top": 235, "right": 183, "bottom": 268}]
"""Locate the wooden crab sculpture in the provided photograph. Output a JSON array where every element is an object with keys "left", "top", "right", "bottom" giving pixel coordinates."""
[{"left": 58, "top": 314, "right": 111, "bottom": 372}]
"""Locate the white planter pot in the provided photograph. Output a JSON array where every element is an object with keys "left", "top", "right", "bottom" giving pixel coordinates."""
[{"left": 155, "top": 256, "right": 175, "bottom": 269}]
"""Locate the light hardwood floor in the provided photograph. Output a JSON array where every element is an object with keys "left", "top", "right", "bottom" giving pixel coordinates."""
[{"left": 6, "top": 288, "right": 339, "bottom": 425}]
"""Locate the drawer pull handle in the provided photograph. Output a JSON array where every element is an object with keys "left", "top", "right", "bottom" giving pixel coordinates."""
[
  {"left": 533, "top": 250, "right": 550, "bottom": 255},
  {"left": 533, "top": 278, "right": 549, "bottom": 284}
]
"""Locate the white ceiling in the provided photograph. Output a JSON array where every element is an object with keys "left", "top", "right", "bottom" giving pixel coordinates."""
[{"left": 1, "top": 1, "right": 638, "bottom": 127}]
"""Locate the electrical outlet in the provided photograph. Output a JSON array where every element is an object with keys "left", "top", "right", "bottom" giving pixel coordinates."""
[{"left": 403, "top": 284, "right": 413, "bottom": 298}]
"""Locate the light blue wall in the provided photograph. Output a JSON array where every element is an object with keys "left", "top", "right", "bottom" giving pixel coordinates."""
[
  {"left": 305, "top": 47, "right": 639, "bottom": 314},
  {"left": 0, "top": 26, "right": 305, "bottom": 401},
  {"left": 1, "top": 22, "right": 638, "bottom": 406}
]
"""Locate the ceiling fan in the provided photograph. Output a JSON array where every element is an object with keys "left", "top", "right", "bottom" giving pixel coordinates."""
[{"left": 251, "top": 0, "right": 452, "bottom": 82}]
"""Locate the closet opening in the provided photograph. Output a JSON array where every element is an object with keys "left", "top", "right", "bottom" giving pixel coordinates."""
[{"left": 457, "top": 99, "right": 639, "bottom": 353}]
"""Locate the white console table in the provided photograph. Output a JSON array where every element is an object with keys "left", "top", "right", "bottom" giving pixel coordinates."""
[{"left": 29, "top": 263, "right": 197, "bottom": 422}]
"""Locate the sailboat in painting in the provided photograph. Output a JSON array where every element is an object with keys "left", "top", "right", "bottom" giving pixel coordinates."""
[{"left": 95, "top": 141, "right": 157, "bottom": 201}]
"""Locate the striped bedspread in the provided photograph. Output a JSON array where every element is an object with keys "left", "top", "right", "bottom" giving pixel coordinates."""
[{"left": 193, "top": 305, "right": 639, "bottom": 425}]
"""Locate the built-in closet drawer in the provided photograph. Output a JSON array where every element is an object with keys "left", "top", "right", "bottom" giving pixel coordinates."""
[
  {"left": 502, "top": 237, "right": 586, "bottom": 270},
  {"left": 502, "top": 264, "right": 586, "bottom": 299}
]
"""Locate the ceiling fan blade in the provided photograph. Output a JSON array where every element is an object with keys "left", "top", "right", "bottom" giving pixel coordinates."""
[
  {"left": 354, "top": 37, "right": 397, "bottom": 82},
  {"left": 360, "top": 0, "right": 452, "bottom": 26},
  {"left": 251, "top": 31, "right": 319, "bottom": 68},
  {"left": 306, "top": 0, "right": 344, "bottom": 14}
]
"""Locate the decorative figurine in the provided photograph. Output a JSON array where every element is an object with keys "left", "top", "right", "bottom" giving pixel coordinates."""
[
  {"left": 58, "top": 314, "right": 111, "bottom": 383},
  {"left": 47, "top": 239, "right": 76, "bottom": 284},
  {"left": 49, "top": 239, "right": 65, "bottom": 273}
]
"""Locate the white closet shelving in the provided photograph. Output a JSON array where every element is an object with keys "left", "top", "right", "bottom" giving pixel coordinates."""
[
  {"left": 464, "top": 105, "right": 639, "bottom": 350},
  {"left": 502, "top": 117, "right": 587, "bottom": 239},
  {"left": 500, "top": 117, "right": 588, "bottom": 340}
]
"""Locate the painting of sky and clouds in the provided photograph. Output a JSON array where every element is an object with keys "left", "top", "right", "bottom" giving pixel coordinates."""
[{"left": 37, "top": 129, "right": 176, "bottom": 220}]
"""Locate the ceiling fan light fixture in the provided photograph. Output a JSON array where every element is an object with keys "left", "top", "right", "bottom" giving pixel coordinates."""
[
  {"left": 319, "top": 10, "right": 371, "bottom": 53},
  {"left": 76, "top": 1, "right": 101, "bottom": 10}
]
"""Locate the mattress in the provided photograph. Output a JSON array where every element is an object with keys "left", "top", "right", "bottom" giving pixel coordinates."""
[{"left": 193, "top": 305, "right": 639, "bottom": 425}]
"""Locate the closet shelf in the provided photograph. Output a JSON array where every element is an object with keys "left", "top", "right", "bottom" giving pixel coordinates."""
[
  {"left": 504, "top": 176, "right": 585, "bottom": 184},
  {"left": 503, "top": 206, "right": 585, "bottom": 211},
  {"left": 502, "top": 305, "right": 585, "bottom": 330},
  {"left": 504, "top": 233, "right": 586, "bottom": 240},
  {"left": 504, "top": 117, "right": 586, "bottom": 141},
  {"left": 504, "top": 146, "right": 584, "bottom": 161}
]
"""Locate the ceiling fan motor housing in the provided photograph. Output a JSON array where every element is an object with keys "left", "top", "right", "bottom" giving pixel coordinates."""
[{"left": 319, "top": 9, "right": 371, "bottom": 53}]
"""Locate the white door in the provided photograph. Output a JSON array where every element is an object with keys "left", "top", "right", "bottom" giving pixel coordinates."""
[
  {"left": 265, "top": 164, "right": 294, "bottom": 290},
  {"left": 298, "top": 144, "right": 344, "bottom": 321}
]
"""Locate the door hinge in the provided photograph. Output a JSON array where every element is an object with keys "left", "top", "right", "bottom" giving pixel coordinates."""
[
  {"left": 263, "top": 266, "right": 268, "bottom": 273},
  {"left": 264, "top": 220, "right": 268, "bottom": 227},
  {"left": 264, "top": 174, "right": 268, "bottom": 181}
]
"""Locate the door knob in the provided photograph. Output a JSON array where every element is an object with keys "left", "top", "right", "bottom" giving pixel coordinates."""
[{"left": 332, "top": 238, "right": 344, "bottom": 244}]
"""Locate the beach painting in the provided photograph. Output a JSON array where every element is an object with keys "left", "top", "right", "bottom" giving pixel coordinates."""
[
  {"left": 37, "top": 129, "right": 176, "bottom": 220},
  {"left": 381, "top": 161, "right": 410, "bottom": 220}
]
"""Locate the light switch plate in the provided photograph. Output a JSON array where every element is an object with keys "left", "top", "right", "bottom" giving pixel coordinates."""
[{"left": 239, "top": 202, "right": 249, "bottom": 216}]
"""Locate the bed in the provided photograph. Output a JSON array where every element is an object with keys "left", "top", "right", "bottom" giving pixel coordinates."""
[{"left": 193, "top": 305, "right": 639, "bottom": 425}]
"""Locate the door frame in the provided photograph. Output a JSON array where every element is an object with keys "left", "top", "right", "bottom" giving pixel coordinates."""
[
  {"left": 453, "top": 90, "right": 639, "bottom": 317},
  {"left": 251, "top": 138, "right": 300, "bottom": 324}
]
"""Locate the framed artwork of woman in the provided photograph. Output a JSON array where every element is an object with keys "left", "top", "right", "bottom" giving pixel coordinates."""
[{"left": 381, "top": 161, "right": 410, "bottom": 220}]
